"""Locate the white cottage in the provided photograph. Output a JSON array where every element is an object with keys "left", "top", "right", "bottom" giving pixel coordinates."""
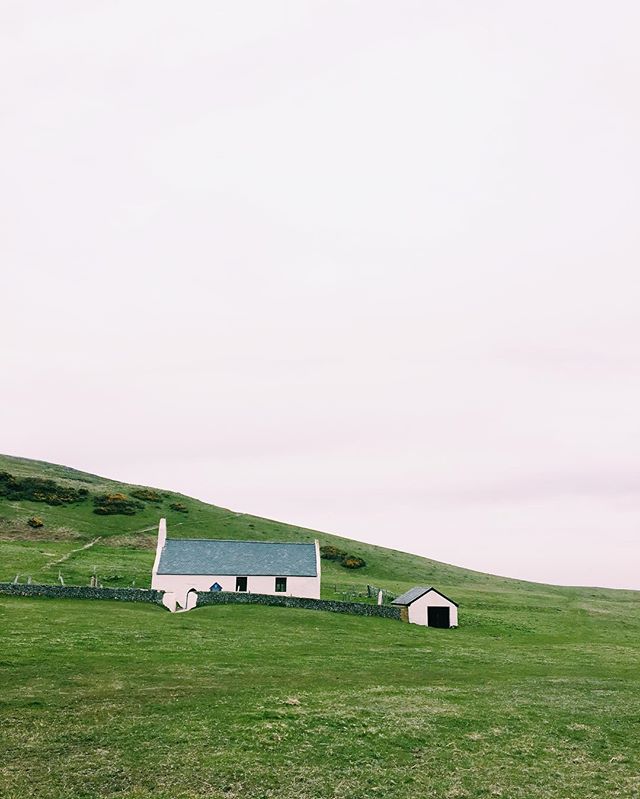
[
  {"left": 151, "top": 519, "right": 321, "bottom": 612},
  {"left": 392, "top": 586, "right": 458, "bottom": 627}
]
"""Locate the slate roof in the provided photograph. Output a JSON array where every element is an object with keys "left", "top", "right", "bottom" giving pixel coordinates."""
[
  {"left": 156, "top": 538, "right": 318, "bottom": 576},
  {"left": 392, "top": 586, "right": 458, "bottom": 607}
]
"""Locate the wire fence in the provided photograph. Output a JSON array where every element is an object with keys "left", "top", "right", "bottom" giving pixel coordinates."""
[{"left": 329, "top": 583, "right": 397, "bottom": 604}]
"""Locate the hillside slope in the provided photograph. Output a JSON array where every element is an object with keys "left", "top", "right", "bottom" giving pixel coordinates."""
[{"left": 1, "top": 453, "right": 638, "bottom": 627}]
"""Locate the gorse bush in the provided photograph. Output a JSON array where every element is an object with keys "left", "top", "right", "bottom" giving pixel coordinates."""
[
  {"left": 93, "top": 493, "right": 144, "bottom": 516},
  {"left": 130, "top": 488, "right": 162, "bottom": 502},
  {"left": 169, "top": 501, "right": 188, "bottom": 513},
  {"left": 320, "top": 545, "right": 366, "bottom": 569},
  {"left": 27, "top": 516, "right": 44, "bottom": 529},
  {"left": 342, "top": 555, "right": 366, "bottom": 569},
  {"left": 0, "top": 471, "right": 89, "bottom": 506},
  {"left": 319, "top": 545, "right": 348, "bottom": 561}
]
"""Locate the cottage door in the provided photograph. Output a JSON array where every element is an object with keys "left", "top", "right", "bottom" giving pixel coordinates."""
[{"left": 427, "top": 606, "right": 450, "bottom": 628}]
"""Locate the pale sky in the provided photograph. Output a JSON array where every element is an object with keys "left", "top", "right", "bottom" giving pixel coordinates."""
[{"left": 2, "top": 1, "right": 639, "bottom": 589}]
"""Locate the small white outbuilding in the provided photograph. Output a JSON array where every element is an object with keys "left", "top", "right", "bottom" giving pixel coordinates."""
[{"left": 392, "top": 586, "right": 458, "bottom": 627}]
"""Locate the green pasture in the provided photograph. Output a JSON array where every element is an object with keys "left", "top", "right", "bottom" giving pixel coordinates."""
[
  {"left": 1, "top": 453, "right": 639, "bottom": 798},
  {"left": 1, "top": 595, "right": 639, "bottom": 799}
]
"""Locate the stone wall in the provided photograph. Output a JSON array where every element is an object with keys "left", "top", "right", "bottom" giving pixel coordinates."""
[
  {"left": 0, "top": 582, "right": 164, "bottom": 604},
  {"left": 196, "top": 590, "right": 403, "bottom": 620},
  {"left": 0, "top": 583, "right": 403, "bottom": 622}
]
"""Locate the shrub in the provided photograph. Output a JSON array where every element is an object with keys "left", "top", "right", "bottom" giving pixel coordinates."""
[
  {"left": 342, "top": 555, "right": 366, "bottom": 569},
  {"left": 320, "top": 545, "right": 348, "bottom": 561},
  {"left": 93, "top": 493, "right": 144, "bottom": 516},
  {"left": 27, "top": 516, "right": 44, "bottom": 529},
  {"left": 169, "top": 501, "right": 188, "bottom": 513},
  {"left": 130, "top": 488, "right": 162, "bottom": 502},
  {"left": 320, "top": 544, "right": 366, "bottom": 569},
  {"left": 0, "top": 471, "right": 89, "bottom": 506}
]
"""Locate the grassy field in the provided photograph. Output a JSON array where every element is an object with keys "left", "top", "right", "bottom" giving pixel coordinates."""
[
  {"left": 1, "top": 596, "right": 639, "bottom": 799},
  {"left": 1, "top": 453, "right": 639, "bottom": 798}
]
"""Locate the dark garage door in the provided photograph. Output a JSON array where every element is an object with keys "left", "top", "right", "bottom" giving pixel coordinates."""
[{"left": 427, "top": 606, "right": 450, "bottom": 628}]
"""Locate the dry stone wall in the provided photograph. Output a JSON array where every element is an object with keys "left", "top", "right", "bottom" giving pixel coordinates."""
[
  {"left": 196, "top": 590, "right": 403, "bottom": 619},
  {"left": 0, "top": 583, "right": 403, "bottom": 621},
  {"left": 0, "top": 582, "right": 163, "bottom": 603}
]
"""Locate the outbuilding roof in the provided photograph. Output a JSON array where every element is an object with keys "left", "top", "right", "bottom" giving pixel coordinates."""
[
  {"left": 392, "top": 586, "right": 459, "bottom": 607},
  {"left": 156, "top": 538, "right": 318, "bottom": 577}
]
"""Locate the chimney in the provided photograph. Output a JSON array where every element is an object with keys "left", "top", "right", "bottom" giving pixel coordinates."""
[
  {"left": 152, "top": 518, "right": 167, "bottom": 581},
  {"left": 157, "top": 517, "right": 167, "bottom": 548}
]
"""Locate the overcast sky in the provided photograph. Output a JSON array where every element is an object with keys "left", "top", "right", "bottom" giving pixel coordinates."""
[{"left": 2, "top": 2, "right": 639, "bottom": 589}]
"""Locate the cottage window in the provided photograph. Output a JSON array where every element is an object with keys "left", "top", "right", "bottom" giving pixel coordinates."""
[
  {"left": 236, "top": 576, "right": 247, "bottom": 592},
  {"left": 275, "top": 577, "right": 287, "bottom": 593}
]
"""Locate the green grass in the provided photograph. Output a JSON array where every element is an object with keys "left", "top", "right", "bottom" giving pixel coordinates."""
[
  {"left": 1, "top": 454, "right": 639, "bottom": 798},
  {"left": 1, "top": 597, "right": 639, "bottom": 799}
]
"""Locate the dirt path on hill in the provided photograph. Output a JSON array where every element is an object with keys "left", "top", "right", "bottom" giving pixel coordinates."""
[{"left": 46, "top": 536, "right": 102, "bottom": 567}]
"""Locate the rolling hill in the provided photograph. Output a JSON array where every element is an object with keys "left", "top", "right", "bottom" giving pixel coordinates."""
[
  {"left": 1, "top": 453, "right": 639, "bottom": 798},
  {"left": 0, "top": 452, "right": 548, "bottom": 598}
]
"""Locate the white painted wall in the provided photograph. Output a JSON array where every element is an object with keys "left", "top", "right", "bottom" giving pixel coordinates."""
[
  {"left": 153, "top": 572, "right": 320, "bottom": 611},
  {"left": 407, "top": 591, "right": 458, "bottom": 627},
  {"left": 162, "top": 592, "right": 177, "bottom": 612}
]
